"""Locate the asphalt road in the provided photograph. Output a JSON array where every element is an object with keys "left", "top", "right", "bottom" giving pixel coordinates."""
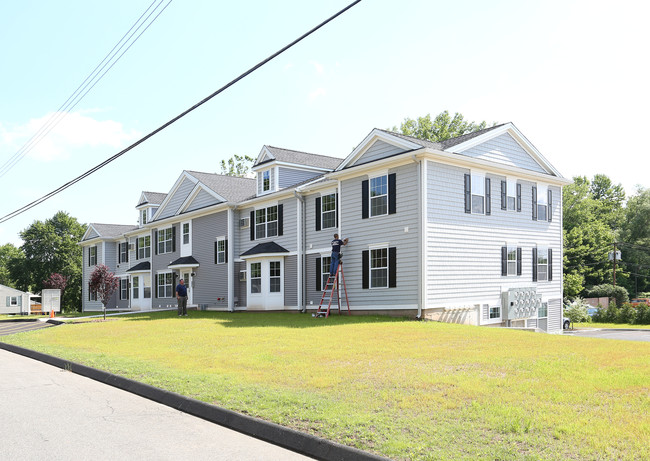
[
  {"left": 0, "top": 349, "right": 312, "bottom": 461},
  {"left": 0, "top": 319, "right": 54, "bottom": 336},
  {"left": 563, "top": 328, "right": 650, "bottom": 342}
]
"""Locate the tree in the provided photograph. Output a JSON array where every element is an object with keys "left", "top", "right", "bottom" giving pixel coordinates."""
[
  {"left": 219, "top": 154, "right": 255, "bottom": 178},
  {"left": 564, "top": 298, "right": 591, "bottom": 328},
  {"left": 0, "top": 243, "right": 22, "bottom": 288},
  {"left": 43, "top": 273, "right": 68, "bottom": 311},
  {"left": 391, "top": 110, "right": 495, "bottom": 142},
  {"left": 89, "top": 264, "right": 119, "bottom": 320},
  {"left": 18, "top": 211, "right": 86, "bottom": 311},
  {"left": 589, "top": 174, "right": 626, "bottom": 230},
  {"left": 619, "top": 187, "right": 650, "bottom": 296}
]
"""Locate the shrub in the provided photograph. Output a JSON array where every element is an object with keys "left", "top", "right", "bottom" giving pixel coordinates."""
[
  {"left": 635, "top": 303, "right": 650, "bottom": 325},
  {"left": 565, "top": 298, "right": 591, "bottom": 327},
  {"left": 618, "top": 303, "right": 637, "bottom": 324},
  {"left": 585, "top": 284, "right": 629, "bottom": 309}
]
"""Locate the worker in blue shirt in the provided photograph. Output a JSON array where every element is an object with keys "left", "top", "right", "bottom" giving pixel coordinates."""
[
  {"left": 330, "top": 233, "right": 349, "bottom": 275},
  {"left": 176, "top": 278, "right": 188, "bottom": 316}
]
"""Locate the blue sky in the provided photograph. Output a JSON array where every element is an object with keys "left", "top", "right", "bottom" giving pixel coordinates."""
[{"left": 1, "top": 0, "right": 648, "bottom": 246}]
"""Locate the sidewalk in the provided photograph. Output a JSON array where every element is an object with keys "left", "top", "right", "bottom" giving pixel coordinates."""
[{"left": 0, "top": 348, "right": 312, "bottom": 461}]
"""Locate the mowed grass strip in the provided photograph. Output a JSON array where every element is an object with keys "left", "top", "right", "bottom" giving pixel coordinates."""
[{"left": 3, "top": 311, "right": 649, "bottom": 460}]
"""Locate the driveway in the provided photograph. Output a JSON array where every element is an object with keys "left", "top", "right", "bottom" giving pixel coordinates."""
[
  {"left": 564, "top": 328, "right": 650, "bottom": 342},
  {"left": 0, "top": 349, "right": 312, "bottom": 460},
  {"left": 0, "top": 319, "right": 54, "bottom": 336}
]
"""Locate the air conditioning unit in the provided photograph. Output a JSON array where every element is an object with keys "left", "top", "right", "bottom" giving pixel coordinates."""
[
  {"left": 239, "top": 217, "right": 250, "bottom": 228},
  {"left": 239, "top": 270, "right": 247, "bottom": 282},
  {"left": 501, "top": 287, "right": 541, "bottom": 320}
]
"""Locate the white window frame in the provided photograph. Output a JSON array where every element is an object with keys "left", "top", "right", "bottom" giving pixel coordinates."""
[
  {"left": 321, "top": 193, "right": 336, "bottom": 229},
  {"left": 138, "top": 236, "right": 151, "bottom": 259},
  {"left": 538, "top": 301, "right": 548, "bottom": 318},
  {"left": 216, "top": 237, "right": 226, "bottom": 264},
  {"left": 9, "top": 296, "right": 18, "bottom": 306},
  {"left": 255, "top": 205, "right": 278, "bottom": 239},
  {"left": 119, "top": 242, "right": 128, "bottom": 263},
  {"left": 506, "top": 180, "right": 517, "bottom": 211},
  {"left": 89, "top": 283, "right": 97, "bottom": 301},
  {"left": 250, "top": 262, "right": 262, "bottom": 294},
  {"left": 507, "top": 246, "right": 518, "bottom": 276},
  {"left": 321, "top": 255, "right": 332, "bottom": 290},
  {"left": 369, "top": 175, "right": 388, "bottom": 217},
  {"left": 120, "top": 279, "right": 128, "bottom": 300},
  {"left": 262, "top": 170, "right": 271, "bottom": 192},
  {"left": 269, "top": 260, "right": 281, "bottom": 293},
  {"left": 369, "top": 246, "right": 389, "bottom": 289},
  {"left": 141, "top": 209, "right": 147, "bottom": 226},
  {"left": 157, "top": 272, "right": 174, "bottom": 298},
  {"left": 89, "top": 246, "right": 97, "bottom": 266},
  {"left": 158, "top": 227, "right": 173, "bottom": 254},
  {"left": 489, "top": 305, "right": 500, "bottom": 319},
  {"left": 537, "top": 247, "right": 549, "bottom": 282},
  {"left": 537, "top": 184, "right": 548, "bottom": 221},
  {"left": 182, "top": 222, "right": 190, "bottom": 245},
  {"left": 132, "top": 276, "right": 140, "bottom": 300},
  {"left": 471, "top": 173, "right": 485, "bottom": 215}
]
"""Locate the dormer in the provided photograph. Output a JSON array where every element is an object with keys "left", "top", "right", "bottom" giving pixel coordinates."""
[
  {"left": 252, "top": 145, "right": 341, "bottom": 197},
  {"left": 136, "top": 191, "right": 166, "bottom": 228}
]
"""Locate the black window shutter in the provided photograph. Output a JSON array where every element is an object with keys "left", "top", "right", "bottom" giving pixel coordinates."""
[
  {"left": 389, "top": 247, "right": 397, "bottom": 288},
  {"left": 362, "top": 180, "right": 369, "bottom": 219},
  {"left": 250, "top": 211, "right": 255, "bottom": 241},
  {"left": 464, "top": 174, "right": 471, "bottom": 213},
  {"left": 362, "top": 250, "right": 369, "bottom": 289},
  {"left": 388, "top": 173, "right": 397, "bottom": 215},
  {"left": 214, "top": 241, "right": 218, "bottom": 264},
  {"left": 127, "top": 280, "right": 130, "bottom": 300},
  {"left": 172, "top": 226, "right": 176, "bottom": 252},
  {"left": 87, "top": 247, "right": 90, "bottom": 266},
  {"left": 517, "top": 247, "right": 522, "bottom": 276},
  {"left": 335, "top": 193, "right": 339, "bottom": 227},
  {"left": 135, "top": 238, "right": 140, "bottom": 260},
  {"left": 278, "top": 204, "right": 283, "bottom": 236},
  {"left": 548, "top": 189, "right": 553, "bottom": 222},
  {"left": 532, "top": 248, "right": 538, "bottom": 282},
  {"left": 485, "top": 177, "right": 491, "bottom": 216},
  {"left": 516, "top": 183, "right": 522, "bottom": 212},
  {"left": 548, "top": 248, "right": 553, "bottom": 281},
  {"left": 501, "top": 246, "right": 508, "bottom": 276},
  {"left": 117, "top": 245, "right": 121, "bottom": 264},
  {"left": 532, "top": 186, "right": 538, "bottom": 221},
  {"left": 154, "top": 230, "right": 158, "bottom": 255},
  {"left": 315, "top": 197, "right": 321, "bottom": 231},
  {"left": 316, "top": 258, "right": 321, "bottom": 291},
  {"left": 225, "top": 239, "right": 228, "bottom": 263},
  {"left": 501, "top": 181, "right": 507, "bottom": 210},
  {"left": 125, "top": 242, "right": 129, "bottom": 262}
]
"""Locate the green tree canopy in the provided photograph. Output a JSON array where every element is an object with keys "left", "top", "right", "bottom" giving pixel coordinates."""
[
  {"left": 391, "top": 110, "right": 495, "bottom": 142},
  {"left": 219, "top": 154, "right": 254, "bottom": 177},
  {"left": 0, "top": 243, "right": 22, "bottom": 288}
]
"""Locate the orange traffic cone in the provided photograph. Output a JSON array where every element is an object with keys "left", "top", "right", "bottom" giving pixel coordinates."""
[{"left": 50, "top": 310, "right": 54, "bottom": 318}]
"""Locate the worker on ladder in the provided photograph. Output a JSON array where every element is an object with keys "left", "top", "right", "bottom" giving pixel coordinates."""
[{"left": 330, "top": 233, "right": 349, "bottom": 275}]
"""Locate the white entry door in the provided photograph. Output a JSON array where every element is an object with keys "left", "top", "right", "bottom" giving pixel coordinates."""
[
  {"left": 182, "top": 271, "right": 193, "bottom": 306},
  {"left": 247, "top": 258, "right": 284, "bottom": 310},
  {"left": 130, "top": 274, "right": 152, "bottom": 310}
]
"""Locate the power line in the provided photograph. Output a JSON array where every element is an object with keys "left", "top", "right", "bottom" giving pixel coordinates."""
[
  {"left": 0, "top": 0, "right": 172, "bottom": 179},
  {"left": 0, "top": 0, "right": 363, "bottom": 224}
]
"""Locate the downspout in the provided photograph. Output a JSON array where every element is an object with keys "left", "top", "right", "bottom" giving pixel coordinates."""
[
  {"left": 412, "top": 154, "right": 424, "bottom": 320},
  {"left": 227, "top": 205, "right": 235, "bottom": 312},
  {"left": 294, "top": 190, "right": 305, "bottom": 312}
]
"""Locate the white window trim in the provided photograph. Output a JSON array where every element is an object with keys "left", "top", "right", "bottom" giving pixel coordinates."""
[
  {"left": 321, "top": 192, "right": 337, "bottom": 229},
  {"left": 138, "top": 235, "right": 151, "bottom": 259},
  {"left": 369, "top": 174, "right": 389, "bottom": 218},
  {"left": 156, "top": 271, "right": 174, "bottom": 298},
  {"left": 537, "top": 246, "right": 549, "bottom": 282},
  {"left": 369, "top": 246, "right": 389, "bottom": 289},
  {"left": 506, "top": 178, "right": 517, "bottom": 211},
  {"left": 471, "top": 173, "right": 486, "bottom": 215},
  {"left": 507, "top": 245, "right": 518, "bottom": 276},
  {"left": 158, "top": 227, "right": 173, "bottom": 254},
  {"left": 120, "top": 279, "right": 128, "bottom": 300},
  {"left": 321, "top": 254, "right": 332, "bottom": 291},
  {"left": 9, "top": 296, "right": 18, "bottom": 306},
  {"left": 216, "top": 237, "right": 227, "bottom": 264},
  {"left": 255, "top": 205, "right": 279, "bottom": 240}
]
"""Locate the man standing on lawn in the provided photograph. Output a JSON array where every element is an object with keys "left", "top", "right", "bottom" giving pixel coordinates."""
[{"left": 176, "top": 278, "right": 188, "bottom": 316}]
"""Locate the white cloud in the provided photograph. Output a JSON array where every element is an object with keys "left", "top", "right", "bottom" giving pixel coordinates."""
[{"left": 3, "top": 111, "right": 140, "bottom": 162}]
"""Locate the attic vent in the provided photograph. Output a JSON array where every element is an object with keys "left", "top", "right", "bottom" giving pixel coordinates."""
[{"left": 239, "top": 217, "right": 250, "bottom": 228}]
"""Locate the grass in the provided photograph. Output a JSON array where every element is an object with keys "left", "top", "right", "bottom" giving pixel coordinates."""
[{"left": 2, "top": 311, "right": 649, "bottom": 460}]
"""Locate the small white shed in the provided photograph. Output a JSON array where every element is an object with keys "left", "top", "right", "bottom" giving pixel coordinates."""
[{"left": 1, "top": 284, "right": 31, "bottom": 315}]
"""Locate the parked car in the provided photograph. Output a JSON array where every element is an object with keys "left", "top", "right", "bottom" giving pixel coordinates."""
[
  {"left": 630, "top": 298, "right": 650, "bottom": 307},
  {"left": 587, "top": 307, "right": 598, "bottom": 317}
]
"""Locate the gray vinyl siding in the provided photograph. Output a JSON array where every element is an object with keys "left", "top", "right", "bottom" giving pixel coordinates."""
[
  {"left": 235, "top": 261, "right": 246, "bottom": 308},
  {"left": 461, "top": 133, "right": 546, "bottom": 174},
  {"left": 278, "top": 167, "right": 320, "bottom": 189},
  {"left": 238, "top": 197, "right": 298, "bottom": 255},
  {"left": 352, "top": 140, "right": 408, "bottom": 166},
  {"left": 86, "top": 228, "right": 99, "bottom": 239},
  {"left": 186, "top": 189, "right": 220, "bottom": 213},
  {"left": 304, "top": 190, "right": 339, "bottom": 251},
  {"left": 115, "top": 277, "right": 130, "bottom": 309},
  {"left": 306, "top": 252, "right": 327, "bottom": 306},
  {"left": 338, "top": 162, "right": 420, "bottom": 308},
  {"left": 82, "top": 244, "right": 105, "bottom": 311},
  {"left": 284, "top": 255, "right": 298, "bottom": 307},
  {"left": 157, "top": 177, "right": 195, "bottom": 220},
  {"left": 425, "top": 160, "right": 563, "bottom": 323},
  {"left": 192, "top": 211, "right": 229, "bottom": 307},
  {"left": 151, "top": 223, "right": 180, "bottom": 307}
]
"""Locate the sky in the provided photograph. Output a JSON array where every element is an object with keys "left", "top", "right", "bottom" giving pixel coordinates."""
[{"left": 1, "top": 0, "right": 649, "bottom": 246}]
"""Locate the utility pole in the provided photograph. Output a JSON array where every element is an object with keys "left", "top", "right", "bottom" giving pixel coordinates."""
[{"left": 613, "top": 242, "right": 617, "bottom": 287}]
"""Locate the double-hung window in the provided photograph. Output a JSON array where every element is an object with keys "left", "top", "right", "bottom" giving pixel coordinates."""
[
  {"left": 269, "top": 261, "right": 281, "bottom": 293},
  {"left": 538, "top": 302, "right": 548, "bottom": 318},
  {"left": 157, "top": 273, "right": 173, "bottom": 298},
  {"left": 158, "top": 227, "right": 173, "bottom": 254},
  {"left": 250, "top": 262, "right": 262, "bottom": 293},
  {"left": 537, "top": 247, "right": 549, "bottom": 282},
  {"left": 138, "top": 236, "right": 151, "bottom": 259},
  {"left": 370, "top": 247, "right": 388, "bottom": 288},
  {"left": 321, "top": 256, "right": 331, "bottom": 290},
  {"left": 262, "top": 170, "right": 270, "bottom": 192},
  {"left": 215, "top": 238, "right": 226, "bottom": 264},
  {"left": 537, "top": 185, "right": 548, "bottom": 221},
  {"left": 182, "top": 223, "right": 190, "bottom": 245},
  {"left": 120, "top": 279, "right": 128, "bottom": 300},
  {"left": 464, "top": 173, "right": 491, "bottom": 215},
  {"left": 370, "top": 175, "right": 388, "bottom": 217},
  {"left": 9, "top": 296, "right": 18, "bottom": 306},
  {"left": 501, "top": 180, "right": 519, "bottom": 211},
  {"left": 89, "top": 283, "right": 97, "bottom": 301},
  {"left": 89, "top": 246, "right": 97, "bottom": 266},
  {"left": 321, "top": 194, "right": 336, "bottom": 229},
  {"left": 119, "top": 243, "right": 128, "bottom": 263},
  {"left": 255, "top": 206, "right": 278, "bottom": 239},
  {"left": 132, "top": 277, "right": 139, "bottom": 299},
  {"left": 141, "top": 209, "right": 147, "bottom": 225},
  {"left": 501, "top": 245, "right": 522, "bottom": 276}
]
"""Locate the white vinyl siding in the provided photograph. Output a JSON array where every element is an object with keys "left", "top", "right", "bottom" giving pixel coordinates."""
[{"left": 462, "top": 132, "right": 547, "bottom": 174}]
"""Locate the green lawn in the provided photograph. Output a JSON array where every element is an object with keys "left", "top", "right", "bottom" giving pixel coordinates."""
[{"left": 3, "top": 311, "right": 649, "bottom": 460}]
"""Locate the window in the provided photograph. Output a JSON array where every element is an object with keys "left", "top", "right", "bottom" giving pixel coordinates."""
[
  {"left": 89, "top": 246, "right": 97, "bottom": 266},
  {"left": 182, "top": 223, "right": 190, "bottom": 245},
  {"left": 141, "top": 209, "right": 147, "bottom": 225},
  {"left": 537, "top": 185, "right": 548, "bottom": 221},
  {"left": 465, "top": 174, "right": 491, "bottom": 215},
  {"left": 89, "top": 283, "right": 97, "bottom": 301},
  {"left": 119, "top": 242, "right": 128, "bottom": 263},
  {"left": 370, "top": 175, "right": 388, "bottom": 217},
  {"left": 489, "top": 305, "right": 500, "bottom": 319},
  {"left": 537, "top": 247, "right": 549, "bottom": 282},
  {"left": 321, "top": 256, "right": 331, "bottom": 290},
  {"left": 9, "top": 296, "right": 18, "bottom": 306},
  {"left": 501, "top": 180, "right": 518, "bottom": 211},
  {"left": 132, "top": 277, "right": 139, "bottom": 299},
  {"left": 263, "top": 170, "right": 270, "bottom": 192},
  {"left": 538, "top": 302, "right": 548, "bottom": 318},
  {"left": 143, "top": 274, "right": 151, "bottom": 299},
  {"left": 138, "top": 236, "right": 151, "bottom": 259},
  {"left": 158, "top": 227, "right": 173, "bottom": 254},
  {"left": 216, "top": 238, "right": 226, "bottom": 264},
  {"left": 321, "top": 194, "right": 336, "bottom": 229},
  {"left": 269, "top": 261, "right": 281, "bottom": 293},
  {"left": 507, "top": 248, "right": 517, "bottom": 275},
  {"left": 255, "top": 206, "right": 278, "bottom": 239},
  {"left": 157, "top": 273, "right": 173, "bottom": 298},
  {"left": 120, "top": 279, "right": 128, "bottom": 300},
  {"left": 250, "top": 262, "right": 261, "bottom": 293},
  {"left": 370, "top": 248, "right": 388, "bottom": 288}
]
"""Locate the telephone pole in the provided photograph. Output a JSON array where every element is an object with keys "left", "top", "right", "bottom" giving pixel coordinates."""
[{"left": 613, "top": 242, "right": 617, "bottom": 287}]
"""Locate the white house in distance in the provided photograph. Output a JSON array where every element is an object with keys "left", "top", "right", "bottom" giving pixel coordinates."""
[
  {"left": 80, "top": 123, "right": 571, "bottom": 332},
  {"left": 1, "top": 284, "right": 31, "bottom": 315}
]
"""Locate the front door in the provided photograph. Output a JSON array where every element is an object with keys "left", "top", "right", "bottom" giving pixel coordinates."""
[
  {"left": 130, "top": 274, "right": 152, "bottom": 310},
  {"left": 182, "top": 271, "right": 193, "bottom": 306},
  {"left": 247, "top": 258, "right": 284, "bottom": 310}
]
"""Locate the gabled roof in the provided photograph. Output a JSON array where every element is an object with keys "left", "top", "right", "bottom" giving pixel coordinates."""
[
  {"left": 137, "top": 191, "right": 167, "bottom": 207},
  {"left": 82, "top": 223, "right": 137, "bottom": 242},
  {"left": 254, "top": 145, "right": 342, "bottom": 170},
  {"left": 186, "top": 171, "right": 256, "bottom": 203}
]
